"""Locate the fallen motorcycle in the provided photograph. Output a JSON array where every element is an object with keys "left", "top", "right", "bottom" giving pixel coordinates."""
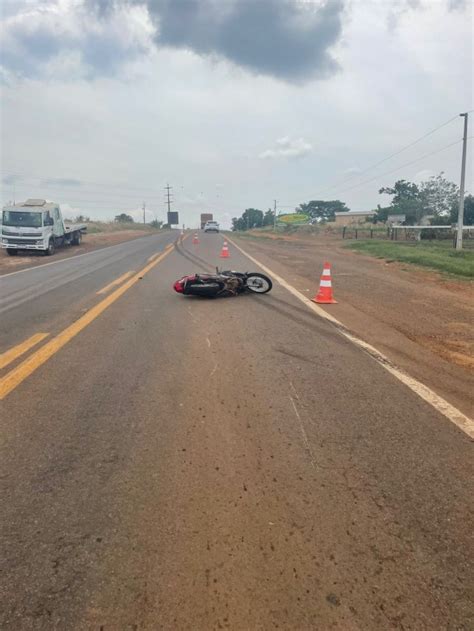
[{"left": 173, "top": 269, "right": 272, "bottom": 297}]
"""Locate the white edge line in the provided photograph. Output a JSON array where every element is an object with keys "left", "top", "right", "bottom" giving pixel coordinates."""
[
  {"left": 0, "top": 234, "right": 175, "bottom": 279},
  {"left": 227, "top": 235, "right": 474, "bottom": 440}
]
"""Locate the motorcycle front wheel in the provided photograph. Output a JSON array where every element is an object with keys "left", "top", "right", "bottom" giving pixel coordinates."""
[{"left": 246, "top": 273, "right": 272, "bottom": 294}]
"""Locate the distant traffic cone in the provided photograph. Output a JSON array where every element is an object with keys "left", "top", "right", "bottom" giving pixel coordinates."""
[
  {"left": 193, "top": 233, "right": 199, "bottom": 245},
  {"left": 220, "top": 240, "right": 230, "bottom": 258},
  {"left": 312, "top": 262, "right": 337, "bottom": 304}
]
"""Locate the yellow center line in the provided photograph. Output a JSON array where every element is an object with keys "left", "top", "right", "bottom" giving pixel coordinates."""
[
  {"left": 0, "top": 333, "right": 50, "bottom": 370},
  {"left": 96, "top": 270, "right": 135, "bottom": 295},
  {"left": 149, "top": 243, "right": 174, "bottom": 262},
  {"left": 0, "top": 245, "right": 175, "bottom": 400}
]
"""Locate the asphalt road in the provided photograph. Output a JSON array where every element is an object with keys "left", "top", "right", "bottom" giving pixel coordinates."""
[{"left": 1, "top": 232, "right": 473, "bottom": 630}]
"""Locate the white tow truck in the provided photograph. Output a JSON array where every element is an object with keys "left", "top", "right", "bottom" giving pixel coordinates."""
[{"left": 1, "top": 199, "right": 87, "bottom": 256}]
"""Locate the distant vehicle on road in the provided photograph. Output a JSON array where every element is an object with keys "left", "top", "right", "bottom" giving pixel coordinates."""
[
  {"left": 1, "top": 199, "right": 86, "bottom": 256},
  {"left": 203, "top": 220, "right": 220, "bottom": 233},
  {"left": 200, "top": 213, "right": 213, "bottom": 229}
]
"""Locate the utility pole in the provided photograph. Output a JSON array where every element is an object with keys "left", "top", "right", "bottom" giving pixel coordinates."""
[
  {"left": 165, "top": 184, "right": 173, "bottom": 215},
  {"left": 456, "top": 112, "right": 469, "bottom": 250},
  {"left": 142, "top": 201, "right": 146, "bottom": 225},
  {"left": 273, "top": 199, "right": 277, "bottom": 231}
]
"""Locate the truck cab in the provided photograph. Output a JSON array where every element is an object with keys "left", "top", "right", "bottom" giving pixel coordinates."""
[{"left": 1, "top": 199, "right": 86, "bottom": 256}]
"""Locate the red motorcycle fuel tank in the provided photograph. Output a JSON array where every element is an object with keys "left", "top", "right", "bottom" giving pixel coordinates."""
[{"left": 173, "top": 275, "right": 198, "bottom": 293}]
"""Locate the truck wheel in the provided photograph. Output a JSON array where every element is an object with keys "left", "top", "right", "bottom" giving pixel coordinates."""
[
  {"left": 6, "top": 249, "right": 18, "bottom": 256},
  {"left": 72, "top": 232, "right": 82, "bottom": 246},
  {"left": 45, "top": 238, "right": 55, "bottom": 256}
]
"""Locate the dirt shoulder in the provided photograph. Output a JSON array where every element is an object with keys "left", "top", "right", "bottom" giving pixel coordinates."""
[
  {"left": 0, "top": 229, "right": 167, "bottom": 275},
  {"left": 232, "top": 232, "right": 474, "bottom": 419}
]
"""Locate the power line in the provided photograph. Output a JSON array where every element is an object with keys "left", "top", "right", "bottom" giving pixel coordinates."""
[
  {"left": 318, "top": 114, "right": 459, "bottom": 195},
  {"left": 277, "top": 137, "right": 471, "bottom": 207},
  {"left": 337, "top": 137, "right": 469, "bottom": 195}
]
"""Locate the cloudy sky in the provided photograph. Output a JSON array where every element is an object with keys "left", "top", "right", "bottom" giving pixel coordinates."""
[{"left": 0, "top": 0, "right": 472, "bottom": 227}]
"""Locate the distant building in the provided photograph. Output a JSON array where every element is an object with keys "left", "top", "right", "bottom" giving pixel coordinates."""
[
  {"left": 387, "top": 214, "right": 406, "bottom": 225},
  {"left": 333, "top": 210, "right": 376, "bottom": 226},
  {"left": 419, "top": 214, "right": 435, "bottom": 226}
]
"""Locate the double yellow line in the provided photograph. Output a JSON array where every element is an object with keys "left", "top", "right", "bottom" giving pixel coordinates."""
[
  {"left": 0, "top": 333, "right": 50, "bottom": 370},
  {"left": 0, "top": 244, "right": 175, "bottom": 400},
  {"left": 96, "top": 270, "right": 135, "bottom": 295}
]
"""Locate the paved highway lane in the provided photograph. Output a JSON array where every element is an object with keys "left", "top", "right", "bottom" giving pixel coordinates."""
[
  {"left": 1, "top": 233, "right": 473, "bottom": 630},
  {"left": 0, "top": 232, "right": 176, "bottom": 351}
]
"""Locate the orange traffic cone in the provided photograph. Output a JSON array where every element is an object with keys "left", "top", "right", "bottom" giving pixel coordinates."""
[
  {"left": 192, "top": 233, "right": 199, "bottom": 245},
  {"left": 220, "top": 241, "right": 230, "bottom": 258},
  {"left": 312, "top": 262, "right": 337, "bottom": 304}
]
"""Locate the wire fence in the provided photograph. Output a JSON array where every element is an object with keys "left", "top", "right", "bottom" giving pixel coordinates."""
[{"left": 341, "top": 225, "right": 474, "bottom": 248}]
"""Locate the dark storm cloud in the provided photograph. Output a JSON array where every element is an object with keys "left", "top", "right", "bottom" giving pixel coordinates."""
[
  {"left": 0, "top": 0, "right": 149, "bottom": 79},
  {"left": 447, "top": 0, "right": 467, "bottom": 9},
  {"left": 1, "top": 23, "right": 63, "bottom": 75},
  {"left": 1, "top": 0, "right": 345, "bottom": 82},
  {"left": 147, "top": 0, "right": 345, "bottom": 81}
]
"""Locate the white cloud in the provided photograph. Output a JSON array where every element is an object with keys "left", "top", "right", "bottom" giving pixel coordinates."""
[
  {"left": 259, "top": 137, "right": 313, "bottom": 160},
  {"left": 0, "top": 0, "right": 471, "bottom": 223}
]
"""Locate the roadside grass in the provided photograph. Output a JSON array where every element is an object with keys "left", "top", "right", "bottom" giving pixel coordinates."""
[
  {"left": 345, "top": 240, "right": 474, "bottom": 278},
  {"left": 84, "top": 221, "right": 163, "bottom": 234},
  {"left": 232, "top": 223, "right": 388, "bottom": 239},
  {"left": 230, "top": 225, "right": 322, "bottom": 241}
]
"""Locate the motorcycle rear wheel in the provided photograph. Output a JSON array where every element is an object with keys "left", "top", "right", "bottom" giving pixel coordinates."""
[{"left": 246, "top": 273, "right": 272, "bottom": 294}]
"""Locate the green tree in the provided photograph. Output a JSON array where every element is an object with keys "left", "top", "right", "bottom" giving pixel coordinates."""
[
  {"left": 231, "top": 217, "right": 245, "bottom": 231},
  {"left": 380, "top": 174, "right": 461, "bottom": 225},
  {"left": 379, "top": 180, "right": 424, "bottom": 224},
  {"left": 114, "top": 213, "right": 134, "bottom": 223},
  {"left": 297, "top": 200, "right": 349, "bottom": 222},
  {"left": 150, "top": 219, "right": 163, "bottom": 228},
  {"left": 243, "top": 208, "right": 264, "bottom": 229},
  {"left": 450, "top": 194, "right": 474, "bottom": 226},
  {"left": 420, "top": 172, "right": 459, "bottom": 220},
  {"left": 263, "top": 208, "right": 275, "bottom": 226},
  {"left": 373, "top": 204, "right": 391, "bottom": 223},
  {"left": 231, "top": 208, "right": 264, "bottom": 231}
]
